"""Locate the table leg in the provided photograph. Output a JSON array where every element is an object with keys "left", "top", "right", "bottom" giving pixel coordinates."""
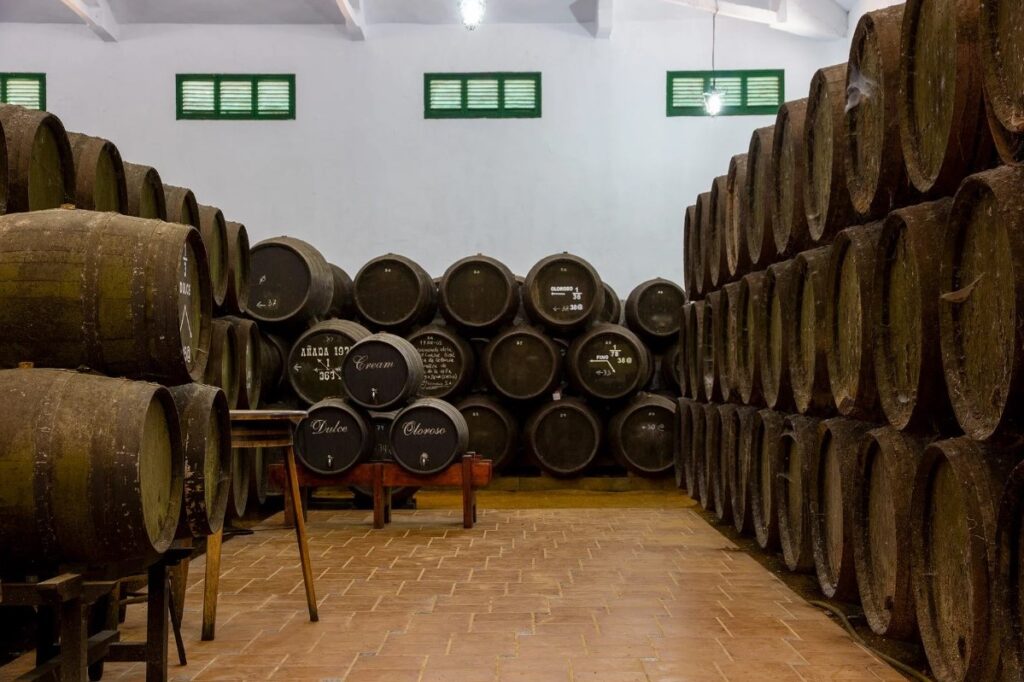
[
  {"left": 58, "top": 595, "right": 85, "bottom": 682},
  {"left": 462, "top": 455, "right": 474, "bottom": 529},
  {"left": 372, "top": 463, "right": 385, "bottom": 529},
  {"left": 285, "top": 444, "right": 319, "bottom": 622},
  {"left": 201, "top": 531, "right": 222, "bottom": 641},
  {"left": 145, "top": 563, "right": 169, "bottom": 682},
  {"left": 169, "top": 560, "right": 189, "bottom": 627}
]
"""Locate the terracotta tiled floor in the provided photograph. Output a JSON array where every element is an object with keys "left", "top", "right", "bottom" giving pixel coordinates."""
[{"left": 12, "top": 498, "right": 906, "bottom": 681}]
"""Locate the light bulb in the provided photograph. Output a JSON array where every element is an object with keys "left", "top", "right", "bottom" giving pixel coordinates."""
[
  {"left": 704, "top": 89, "right": 724, "bottom": 117},
  {"left": 459, "top": 0, "right": 486, "bottom": 30}
]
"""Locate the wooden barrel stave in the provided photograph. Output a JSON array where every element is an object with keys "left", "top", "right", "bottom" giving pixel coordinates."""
[
  {"left": 726, "top": 154, "right": 751, "bottom": 281},
  {"left": 707, "top": 175, "right": 730, "bottom": 289},
  {"left": 326, "top": 263, "right": 355, "bottom": 320},
  {"left": 745, "top": 126, "right": 778, "bottom": 268},
  {"left": 222, "top": 221, "right": 251, "bottom": 316},
  {"left": 684, "top": 204, "right": 700, "bottom": 300},
  {"left": 732, "top": 405, "right": 759, "bottom": 536},
  {"left": 701, "top": 292, "right": 723, "bottom": 402},
  {"left": 168, "top": 383, "right": 230, "bottom": 538},
  {"left": 736, "top": 271, "right": 768, "bottom": 406},
  {"left": 205, "top": 319, "right": 240, "bottom": 409},
  {"left": 761, "top": 260, "right": 799, "bottom": 412},
  {"left": 777, "top": 415, "right": 820, "bottom": 573},
  {"left": 0, "top": 104, "right": 74, "bottom": 212},
  {"left": 699, "top": 403, "right": 721, "bottom": 511},
  {"left": 220, "top": 316, "right": 263, "bottom": 410},
  {"left": 67, "top": 132, "right": 127, "bottom": 213},
  {"left": 751, "top": 409, "right": 785, "bottom": 551},
  {"left": 805, "top": 64, "right": 856, "bottom": 243},
  {"left": 163, "top": 185, "right": 200, "bottom": 228},
  {"left": 525, "top": 398, "right": 602, "bottom": 477},
  {"left": 716, "top": 403, "right": 739, "bottom": 524},
  {"left": 196, "top": 204, "right": 229, "bottom": 308},
  {"left": 720, "top": 282, "right": 741, "bottom": 404},
  {"left": 791, "top": 247, "right": 835, "bottom": 416},
  {"left": 681, "top": 398, "right": 705, "bottom": 495},
  {"left": 771, "top": 99, "right": 812, "bottom": 258},
  {"left": 122, "top": 162, "right": 167, "bottom": 220}
]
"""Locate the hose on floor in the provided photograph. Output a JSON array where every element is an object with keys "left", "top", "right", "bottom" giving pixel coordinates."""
[{"left": 807, "top": 600, "right": 932, "bottom": 682}]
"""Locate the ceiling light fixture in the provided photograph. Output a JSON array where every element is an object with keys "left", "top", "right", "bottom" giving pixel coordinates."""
[
  {"left": 459, "top": 0, "right": 486, "bottom": 30},
  {"left": 704, "top": 2, "right": 722, "bottom": 116}
]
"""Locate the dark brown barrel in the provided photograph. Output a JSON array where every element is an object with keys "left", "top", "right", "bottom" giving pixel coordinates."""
[
  {"left": 197, "top": 204, "right": 229, "bottom": 308},
  {"left": 163, "top": 185, "right": 200, "bottom": 228},
  {"left": 624, "top": 278, "right": 685, "bottom": 346},
  {"left": 168, "top": 384, "right": 230, "bottom": 538},
  {"left": 0, "top": 104, "right": 74, "bottom": 212},
  {"left": 204, "top": 319, "right": 240, "bottom": 409},
  {"left": 980, "top": 0, "right": 1024, "bottom": 162},
  {"left": 874, "top": 199, "right": 956, "bottom": 433},
  {"left": 805, "top": 65, "right": 855, "bottom": 244},
  {"left": 248, "top": 448, "right": 268, "bottom": 507},
  {"left": 851, "top": 427, "right": 922, "bottom": 639},
  {"left": 0, "top": 368, "right": 182, "bottom": 568},
  {"left": 735, "top": 271, "right": 767, "bottom": 406},
  {"left": 608, "top": 393, "right": 676, "bottom": 477},
  {"left": 525, "top": 398, "right": 602, "bottom": 477},
  {"left": 846, "top": 6, "right": 912, "bottom": 219},
  {"left": 719, "top": 282, "right": 741, "bottom": 403},
  {"left": 439, "top": 254, "right": 519, "bottom": 334},
  {"left": 791, "top": 247, "right": 834, "bottom": 416},
  {"left": 566, "top": 323, "right": 650, "bottom": 402},
  {"left": 295, "top": 398, "right": 373, "bottom": 475},
  {"left": 523, "top": 253, "right": 604, "bottom": 336},
  {"left": 698, "top": 403, "right": 720, "bottom": 510},
  {"left": 354, "top": 253, "right": 437, "bottom": 333},
  {"left": 67, "top": 132, "right": 127, "bottom": 213},
  {"left": 751, "top": 409, "right": 784, "bottom": 550},
  {"left": 0, "top": 114, "right": 7, "bottom": 213},
  {"left": 940, "top": 166, "right": 1024, "bottom": 441},
  {"left": 651, "top": 345, "right": 681, "bottom": 394},
  {"left": 227, "top": 449, "right": 251, "bottom": 520},
  {"left": 745, "top": 126, "right": 777, "bottom": 268},
  {"left": 716, "top": 403, "right": 739, "bottom": 523},
  {"left": 732, "top": 406, "right": 758, "bottom": 535},
  {"left": 761, "top": 260, "right": 798, "bottom": 412},
  {"left": 248, "top": 237, "right": 333, "bottom": 326},
  {"left": 771, "top": 99, "right": 812, "bottom": 257},
  {"left": 694, "top": 193, "right": 713, "bottom": 296},
  {"left": 122, "top": 162, "right": 166, "bottom": 220},
  {"left": 910, "top": 438, "right": 1017, "bottom": 682},
  {"left": 707, "top": 175, "right": 730, "bottom": 288},
  {"left": 683, "top": 204, "right": 699, "bottom": 300},
  {"left": 221, "top": 316, "right": 262, "bottom": 410},
  {"left": 995, "top": 455, "right": 1024, "bottom": 680},
  {"left": 701, "top": 292, "right": 723, "bottom": 402},
  {"left": 287, "top": 320, "right": 371, "bottom": 405},
  {"left": 900, "top": 0, "right": 991, "bottom": 196},
  {"left": 457, "top": 395, "right": 518, "bottom": 471},
  {"left": 326, "top": 264, "right": 355, "bottom": 319},
  {"left": 810, "top": 418, "right": 871, "bottom": 601},
  {"left": 408, "top": 324, "right": 475, "bottom": 400},
  {"left": 342, "top": 333, "right": 425, "bottom": 410},
  {"left": 726, "top": 154, "right": 750, "bottom": 281},
  {"left": 777, "top": 415, "right": 819, "bottom": 573},
  {"left": 259, "top": 332, "right": 289, "bottom": 399},
  {"left": 600, "top": 282, "right": 623, "bottom": 324},
  {"left": 680, "top": 398, "right": 704, "bottom": 494},
  {"left": 685, "top": 302, "right": 704, "bottom": 401},
  {"left": 483, "top": 325, "right": 562, "bottom": 402},
  {"left": 827, "top": 223, "right": 883, "bottom": 420},
  {"left": 221, "top": 221, "right": 250, "bottom": 315},
  {"left": 0, "top": 209, "right": 211, "bottom": 384}
]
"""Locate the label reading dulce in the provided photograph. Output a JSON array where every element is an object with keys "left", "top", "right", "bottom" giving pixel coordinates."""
[
  {"left": 308, "top": 418, "right": 350, "bottom": 435},
  {"left": 414, "top": 335, "right": 460, "bottom": 393},
  {"left": 178, "top": 244, "right": 196, "bottom": 365}
]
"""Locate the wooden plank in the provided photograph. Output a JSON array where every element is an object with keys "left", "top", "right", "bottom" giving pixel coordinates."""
[
  {"left": 201, "top": 531, "right": 222, "bottom": 641},
  {"left": 57, "top": 595, "right": 85, "bottom": 682},
  {"left": 285, "top": 445, "right": 319, "bottom": 622},
  {"left": 230, "top": 410, "right": 306, "bottom": 421}
]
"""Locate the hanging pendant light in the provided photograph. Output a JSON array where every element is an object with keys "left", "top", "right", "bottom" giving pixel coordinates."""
[
  {"left": 459, "top": 0, "right": 486, "bottom": 30},
  {"left": 704, "top": 3, "right": 722, "bottom": 116}
]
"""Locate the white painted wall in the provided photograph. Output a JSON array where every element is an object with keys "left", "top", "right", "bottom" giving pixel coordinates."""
[{"left": 0, "top": 17, "right": 848, "bottom": 294}]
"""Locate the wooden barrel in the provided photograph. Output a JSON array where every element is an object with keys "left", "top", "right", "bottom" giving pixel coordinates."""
[
  {"left": 680, "top": 398, "right": 704, "bottom": 494},
  {"left": 525, "top": 398, "right": 602, "bottom": 477},
  {"left": 227, "top": 448, "right": 250, "bottom": 520},
  {"left": 771, "top": 99, "right": 812, "bottom": 258},
  {"left": 0, "top": 104, "right": 74, "bottom": 212},
  {"left": 726, "top": 154, "right": 750, "bottom": 281},
  {"left": 259, "top": 331, "right": 289, "bottom": 399},
  {"left": 483, "top": 325, "right": 562, "bottom": 402},
  {"left": 122, "top": 162, "right": 166, "bottom": 220},
  {"left": 751, "top": 409, "right": 785, "bottom": 550},
  {"left": 650, "top": 345, "right": 681, "bottom": 394},
  {"left": 295, "top": 399, "right": 373, "bottom": 475},
  {"left": 761, "top": 260, "right": 799, "bottom": 412},
  {"left": 777, "top": 415, "right": 819, "bottom": 573},
  {"left": 457, "top": 395, "right": 518, "bottom": 471},
  {"left": 0, "top": 114, "right": 7, "bottom": 213},
  {"left": 846, "top": 6, "right": 912, "bottom": 219},
  {"left": 735, "top": 271, "right": 768, "bottom": 405},
  {"left": 810, "top": 418, "right": 871, "bottom": 601},
  {"left": 204, "top": 319, "right": 240, "bottom": 409},
  {"left": 221, "top": 221, "right": 250, "bottom": 315},
  {"left": 683, "top": 204, "right": 699, "bottom": 299},
  {"left": 326, "top": 264, "right": 355, "bottom": 319},
  {"left": 248, "top": 237, "right": 333, "bottom": 326},
  {"left": 874, "top": 199, "right": 956, "bottom": 432},
  {"left": 827, "top": 223, "right": 883, "bottom": 420},
  {"left": 694, "top": 192, "right": 713, "bottom": 296},
  {"left": 439, "top": 254, "right": 519, "bottom": 334},
  {"left": 342, "top": 333, "right": 425, "bottom": 410},
  {"left": 197, "top": 205, "right": 229, "bottom": 308},
  {"left": 168, "top": 384, "right": 230, "bottom": 538},
  {"left": 745, "top": 126, "right": 777, "bottom": 268},
  {"left": 624, "top": 278, "right": 685, "bottom": 345},
  {"left": 900, "top": 0, "right": 991, "bottom": 196},
  {"left": 566, "top": 323, "right": 650, "bottom": 402},
  {"left": 288, "top": 320, "right": 371, "bottom": 405},
  {"left": 608, "top": 393, "right": 676, "bottom": 477},
  {"left": 851, "top": 427, "right": 922, "bottom": 639},
  {"left": 221, "top": 316, "right": 262, "bottom": 410},
  {"left": 716, "top": 403, "right": 739, "bottom": 523},
  {"left": 805, "top": 65, "right": 855, "bottom": 243},
  {"left": 699, "top": 403, "right": 721, "bottom": 511},
  {"left": 910, "top": 438, "right": 1017, "bottom": 682},
  {"left": 600, "top": 282, "right": 623, "bottom": 324},
  {"left": 701, "top": 292, "right": 723, "bottom": 402},
  {"left": 248, "top": 448, "right": 268, "bottom": 507},
  {"left": 0, "top": 368, "right": 183, "bottom": 568},
  {"left": 0, "top": 210, "right": 211, "bottom": 384},
  {"left": 408, "top": 324, "right": 475, "bottom": 400},
  {"left": 389, "top": 398, "right": 468, "bottom": 475},
  {"left": 981, "top": 0, "right": 1024, "bottom": 162},
  {"left": 732, "top": 406, "right": 758, "bottom": 535},
  {"left": 67, "top": 132, "right": 127, "bottom": 213},
  {"left": 684, "top": 302, "right": 704, "bottom": 401},
  {"left": 523, "top": 253, "right": 604, "bottom": 336},
  {"left": 707, "top": 175, "right": 730, "bottom": 288},
  {"left": 354, "top": 253, "right": 437, "bottom": 333},
  {"left": 940, "top": 166, "right": 1024, "bottom": 441},
  {"left": 163, "top": 185, "right": 200, "bottom": 228},
  {"left": 719, "top": 282, "right": 741, "bottom": 403},
  {"left": 995, "top": 455, "right": 1024, "bottom": 680},
  {"left": 791, "top": 247, "right": 834, "bottom": 415}
]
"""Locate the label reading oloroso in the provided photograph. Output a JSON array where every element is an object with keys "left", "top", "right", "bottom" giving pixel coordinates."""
[{"left": 542, "top": 263, "right": 594, "bottom": 321}]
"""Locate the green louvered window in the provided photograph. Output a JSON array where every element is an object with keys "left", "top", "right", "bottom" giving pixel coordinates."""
[
  {"left": 177, "top": 74, "right": 295, "bottom": 120},
  {"left": 667, "top": 70, "right": 784, "bottom": 117},
  {"left": 0, "top": 73, "right": 46, "bottom": 110},
  {"left": 425, "top": 73, "right": 541, "bottom": 119}
]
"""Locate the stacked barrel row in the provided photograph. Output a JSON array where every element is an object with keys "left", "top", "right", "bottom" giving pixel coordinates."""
[
  {"left": 247, "top": 241, "right": 686, "bottom": 480},
  {"left": 677, "top": 2, "right": 1024, "bottom": 681}
]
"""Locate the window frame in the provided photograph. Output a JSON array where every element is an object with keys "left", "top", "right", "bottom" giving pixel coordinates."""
[
  {"left": 176, "top": 73, "right": 296, "bottom": 121},
  {"left": 0, "top": 73, "right": 47, "bottom": 110},
  {"left": 666, "top": 69, "right": 784, "bottom": 117},
  {"left": 424, "top": 72, "right": 542, "bottom": 119}
]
